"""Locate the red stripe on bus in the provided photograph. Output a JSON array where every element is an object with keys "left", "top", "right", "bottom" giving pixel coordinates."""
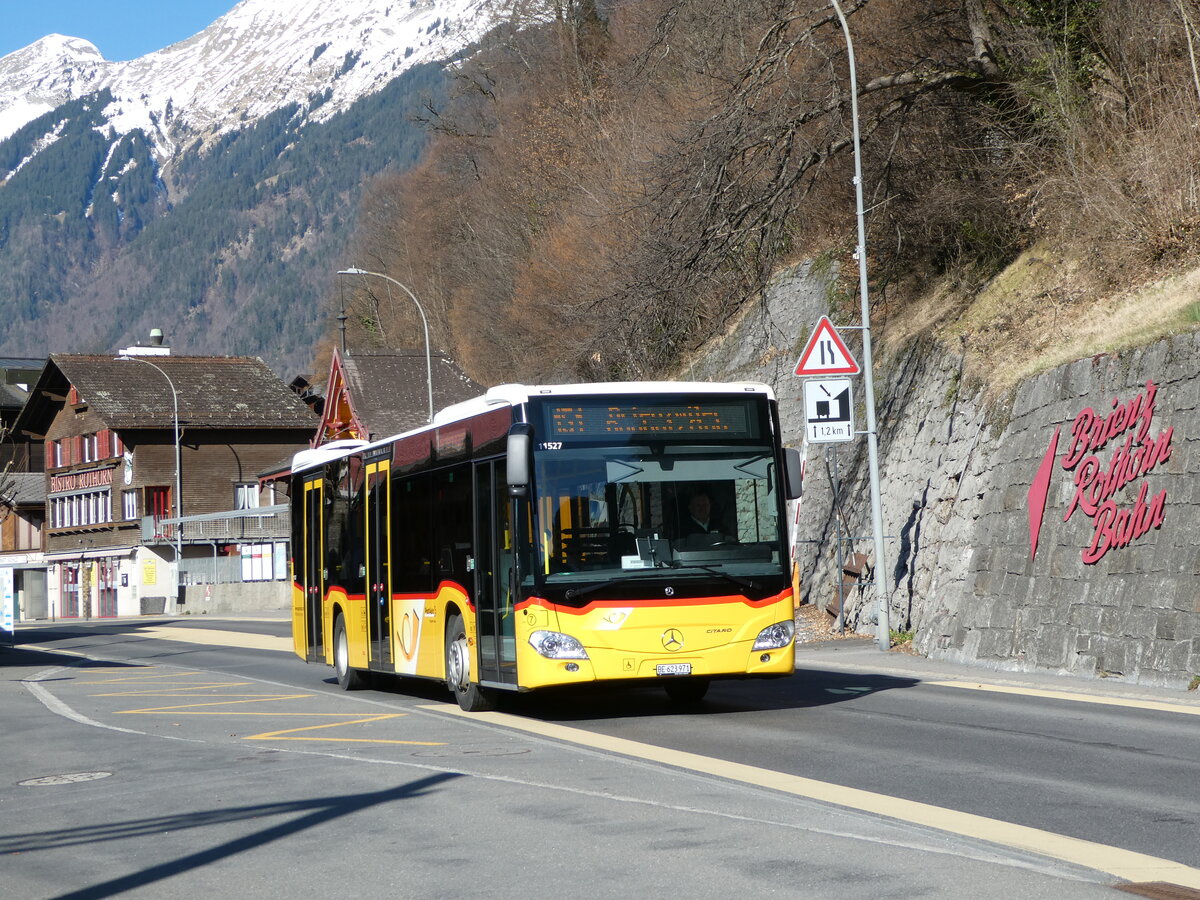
[{"left": 515, "top": 588, "right": 792, "bottom": 616}]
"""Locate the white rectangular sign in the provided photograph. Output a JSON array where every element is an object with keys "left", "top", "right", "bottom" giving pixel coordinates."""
[
  {"left": 804, "top": 378, "right": 854, "bottom": 443},
  {"left": 1, "top": 566, "right": 14, "bottom": 638}
]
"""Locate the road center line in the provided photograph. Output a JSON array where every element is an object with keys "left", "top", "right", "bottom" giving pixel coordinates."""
[{"left": 425, "top": 704, "right": 1200, "bottom": 890}]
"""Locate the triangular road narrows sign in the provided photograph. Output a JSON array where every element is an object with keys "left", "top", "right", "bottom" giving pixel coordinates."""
[{"left": 793, "top": 316, "right": 861, "bottom": 376}]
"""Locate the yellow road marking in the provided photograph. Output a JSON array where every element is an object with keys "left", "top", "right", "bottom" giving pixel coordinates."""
[
  {"left": 75, "top": 666, "right": 154, "bottom": 671},
  {"left": 244, "top": 715, "right": 445, "bottom": 746},
  {"left": 15, "top": 645, "right": 90, "bottom": 658},
  {"left": 929, "top": 681, "right": 1200, "bottom": 716},
  {"left": 121, "top": 711, "right": 386, "bottom": 717},
  {"left": 91, "top": 685, "right": 257, "bottom": 696},
  {"left": 426, "top": 704, "right": 1200, "bottom": 889},
  {"left": 76, "top": 671, "right": 205, "bottom": 684},
  {"left": 134, "top": 626, "right": 292, "bottom": 653},
  {"left": 116, "top": 695, "right": 313, "bottom": 714}
]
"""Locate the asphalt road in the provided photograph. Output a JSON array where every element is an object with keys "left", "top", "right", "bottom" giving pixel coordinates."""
[{"left": 3, "top": 617, "right": 1198, "bottom": 899}]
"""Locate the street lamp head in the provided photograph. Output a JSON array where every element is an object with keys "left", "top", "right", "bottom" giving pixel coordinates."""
[{"left": 337, "top": 268, "right": 367, "bottom": 276}]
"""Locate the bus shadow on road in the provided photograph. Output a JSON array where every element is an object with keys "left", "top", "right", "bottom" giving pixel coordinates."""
[
  {"left": 330, "top": 663, "right": 920, "bottom": 721},
  {"left": 489, "top": 668, "right": 920, "bottom": 722},
  {"left": 336, "top": 666, "right": 919, "bottom": 721}
]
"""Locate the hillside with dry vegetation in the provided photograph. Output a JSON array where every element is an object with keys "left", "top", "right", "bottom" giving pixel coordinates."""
[{"left": 334, "top": 0, "right": 1200, "bottom": 389}]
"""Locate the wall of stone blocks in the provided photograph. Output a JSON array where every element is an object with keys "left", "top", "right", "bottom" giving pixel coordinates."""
[{"left": 682, "top": 260, "right": 1199, "bottom": 689}]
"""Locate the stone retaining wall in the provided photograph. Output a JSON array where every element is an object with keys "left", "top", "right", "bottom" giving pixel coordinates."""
[{"left": 682, "top": 261, "right": 1200, "bottom": 688}]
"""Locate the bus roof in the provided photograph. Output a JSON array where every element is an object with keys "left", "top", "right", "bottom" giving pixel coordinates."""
[
  {"left": 291, "top": 439, "right": 371, "bottom": 475},
  {"left": 291, "top": 381, "right": 776, "bottom": 474},
  {"left": 435, "top": 381, "right": 776, "bottom": 424}
]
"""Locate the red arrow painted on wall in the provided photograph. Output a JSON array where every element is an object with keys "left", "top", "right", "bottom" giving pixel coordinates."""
[{"left": 1027, "top": 428, "right": 1060, "bottom": 561}]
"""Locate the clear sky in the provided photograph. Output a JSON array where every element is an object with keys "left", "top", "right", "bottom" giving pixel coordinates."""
[{"left": 1, "top": 1, "right": 239, "bottom": 62}]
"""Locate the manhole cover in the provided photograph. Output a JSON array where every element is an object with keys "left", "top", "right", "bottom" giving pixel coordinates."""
[{"left": 19, "top": 772, "right": 113, "bottom": 786}]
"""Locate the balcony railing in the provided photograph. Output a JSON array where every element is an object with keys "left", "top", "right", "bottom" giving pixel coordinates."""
[{"left": 141, "top": 504, "right": 289, "bottom": 544}]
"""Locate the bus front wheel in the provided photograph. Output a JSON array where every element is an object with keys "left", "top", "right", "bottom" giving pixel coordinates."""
[
  {"left": 334, "top": 613, "right": 365, "bottom": 691},
  {"left": 445, "top": 613, "right": 494, "bottom": 712}
]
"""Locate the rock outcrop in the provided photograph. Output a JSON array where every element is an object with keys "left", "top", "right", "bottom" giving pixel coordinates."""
[{"left": 682, "top": 261, "right": 1200, "bottom": 688}]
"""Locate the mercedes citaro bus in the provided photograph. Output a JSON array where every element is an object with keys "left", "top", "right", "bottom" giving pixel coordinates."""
[{"left": 290, "top": 382, "right": 802, "bottom": 710}]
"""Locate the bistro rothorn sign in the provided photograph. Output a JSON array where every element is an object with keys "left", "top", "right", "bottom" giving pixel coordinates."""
[
  {"left": 1028, "top": 380, "right": 1173, "bottom": 565},
  {"left": 49, "top": 466, "right": 115, "bottom": 495}
]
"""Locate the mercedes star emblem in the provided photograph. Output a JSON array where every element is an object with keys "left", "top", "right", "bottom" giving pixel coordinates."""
[{"left": 662, "top": 628, "right": 684, "bottom": 652}]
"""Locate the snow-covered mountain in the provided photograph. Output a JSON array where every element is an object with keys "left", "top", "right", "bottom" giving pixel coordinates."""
[
  {"left": 0, "top": 0, "right": 533, "bottom": 373},
  {"left": 0, "top": 0, "right": 507, "bottom": 155}
]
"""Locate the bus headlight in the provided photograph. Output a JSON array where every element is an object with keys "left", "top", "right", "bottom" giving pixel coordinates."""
[
  {"left": 529, "top": 630, "right": 590, "bottom": 660},
  {"left": 753, "top": 620, "right": 795, "bottom": 650}
]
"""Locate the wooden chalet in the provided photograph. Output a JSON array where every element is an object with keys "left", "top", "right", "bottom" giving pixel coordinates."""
[
  {"left": 12, "top": 354, "right": 316, "bottom": 618},
  {"left": 0, "top": 357, "right": 48, "bottom": 620},
  {"left": 316, "top": 348, "right": 484, "bottom": 446}
]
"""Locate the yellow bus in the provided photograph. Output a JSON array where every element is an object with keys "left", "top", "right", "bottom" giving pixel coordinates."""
[{"left": 291, "top": 382, "right": 803, "bottom": 710}]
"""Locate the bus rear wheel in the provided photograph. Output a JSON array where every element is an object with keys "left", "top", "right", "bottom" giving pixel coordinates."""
[
  {"left": 334, "top": 613, "right": 365, "bottom": 691},
  {"left": 445, "top": 613, "right": 494, "bottom": 712}
]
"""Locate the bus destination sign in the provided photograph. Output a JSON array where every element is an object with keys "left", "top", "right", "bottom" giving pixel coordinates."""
[{"left": 545, "top": 401, "right": 758, "bottom": 440}]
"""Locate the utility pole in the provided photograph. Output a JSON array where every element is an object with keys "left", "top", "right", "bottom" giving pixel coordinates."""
[{"left": 831, "top": 0, "right": 890, "bottom": 650}]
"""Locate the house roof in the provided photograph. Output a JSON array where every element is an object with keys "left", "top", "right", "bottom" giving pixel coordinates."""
[
  {"left": 0, "top": 357, "right": 44, "bottom": 419},
  {"left": 3, "top": 472, "right": 46, "bottom": 505},
  {"left": 0, "top": 381, "right": 28, "bottom": 412},
  {"left": 320, "top": 349, "right": 484, "bottom": 443},
  {"left": 0, "top": 357, "right": 45, "bottom": 377},
  {"left": 14, "top": 355, "right": 317, "bottom": 438}
]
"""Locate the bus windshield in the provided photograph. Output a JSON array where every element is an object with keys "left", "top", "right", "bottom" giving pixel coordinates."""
[{"left": 533, "top": 444, "right": 786, "bottom": 585}]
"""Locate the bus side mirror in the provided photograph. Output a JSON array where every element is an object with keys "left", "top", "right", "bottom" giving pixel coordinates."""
[
  {"left": 783, "top": 447, "right": 803, "bottom": 499},
  {"left": 507, "top": 425, "right": 533, "bottom": 497}
]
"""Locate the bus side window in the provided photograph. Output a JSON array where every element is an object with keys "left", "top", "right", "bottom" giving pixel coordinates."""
[
  {"left": 324, "top": 460, "right": 349, "bottom": 587},
  {"left": 434, "top": 464, "right": 473, "bottom": 586},
  {"left": 391, "top": 472, "right": 434, "bottom": 594}
]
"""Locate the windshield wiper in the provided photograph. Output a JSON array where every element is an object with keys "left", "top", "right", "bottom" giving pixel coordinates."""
[
  {"left": 666, "top": 561, "right": 759, "bottom": 593},
  {"left": 564, "top": 579, "right": 623, "bottom": 602}
]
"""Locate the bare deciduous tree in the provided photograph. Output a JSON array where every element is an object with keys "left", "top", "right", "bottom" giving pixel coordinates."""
[{"left": 332, "top": 0, "right": 1200, "bottom": 385}]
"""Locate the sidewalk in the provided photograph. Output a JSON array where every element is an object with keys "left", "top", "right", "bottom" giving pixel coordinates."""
[{"left": 795, "top": 632, "right": 1200, "bottom": 710}]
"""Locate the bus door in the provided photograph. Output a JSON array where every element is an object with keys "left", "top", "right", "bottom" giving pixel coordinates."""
[
  {"left": 301, "top": 478, "right": 325, "bottom": 663},
  {"left": 474, "top": 460, "right": 517, "bottom": 686},
  {"left": 364, "top": 459, "right": 392, "bottom": 671}
]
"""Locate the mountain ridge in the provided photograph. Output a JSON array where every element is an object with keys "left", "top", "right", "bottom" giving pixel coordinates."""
[
  {"left": 0, "top": 0, "right": 510, "bottom": 374},
  {"left": 1, "top": 0, "right": 501, "bottom": 151}
]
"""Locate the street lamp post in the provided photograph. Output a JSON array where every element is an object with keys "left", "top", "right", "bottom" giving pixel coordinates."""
[
  {"left": 116, "top": 355, "right": 182, "bottom": 603},
  {"left": 830, "top": 0, "right": 890, "bottom": 650},
  {"left": 337, "top": 267, "right": 434, "bottom": 424}
]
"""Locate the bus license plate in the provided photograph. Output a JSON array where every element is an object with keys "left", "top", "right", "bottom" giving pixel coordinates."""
[{"left": 656, "top": 663, "right": 692, "bottom": 676}]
